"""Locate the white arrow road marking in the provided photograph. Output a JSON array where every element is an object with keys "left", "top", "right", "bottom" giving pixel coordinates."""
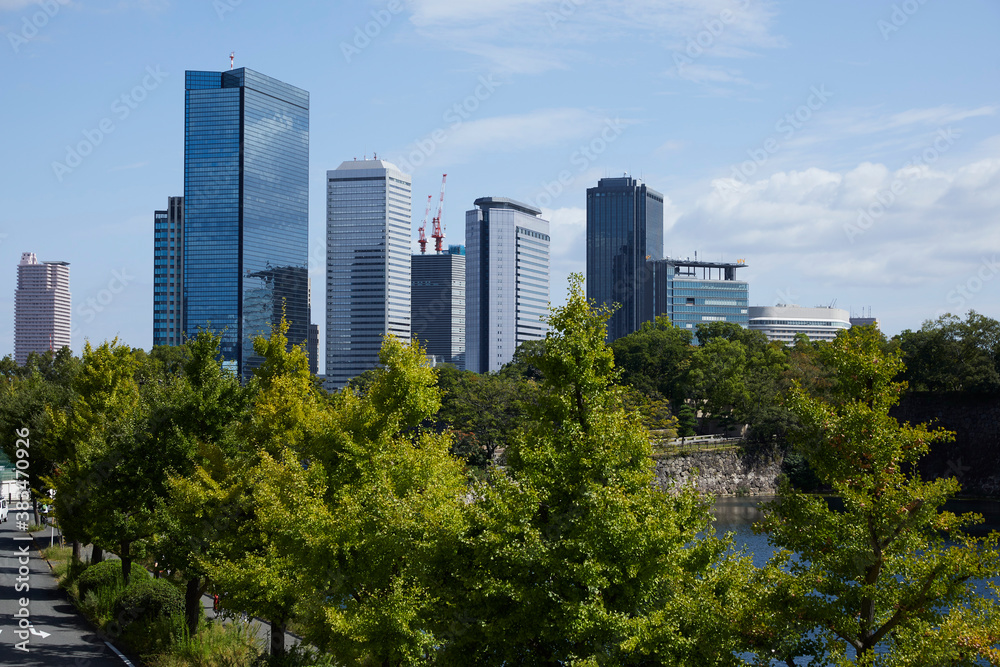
[{"left": 29, "top": 627, "right": 50, "bottom": 638}]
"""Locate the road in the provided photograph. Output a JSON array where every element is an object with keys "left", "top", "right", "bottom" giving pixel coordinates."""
[{"left": 0, "top": 515, "right": 124, "bottom": 666}]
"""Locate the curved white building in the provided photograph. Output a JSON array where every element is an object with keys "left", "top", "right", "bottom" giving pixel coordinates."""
[{"left": 748, "top": 305, "right": 850, "bottom": 344}]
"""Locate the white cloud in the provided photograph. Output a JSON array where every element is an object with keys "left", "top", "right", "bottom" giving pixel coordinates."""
[
  {"left": 542, "top": 205, "right": 586, "bottom": 303},
  {"left": 681, "top": 158, "right": 1000, "bottom": 314},
  {"left": 404, "top": 0, "right": 786, "bottom": 75}
]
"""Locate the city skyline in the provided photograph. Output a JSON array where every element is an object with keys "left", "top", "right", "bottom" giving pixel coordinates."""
[{"left": 2, "top": 1, "right": 998, "bottom": 371}]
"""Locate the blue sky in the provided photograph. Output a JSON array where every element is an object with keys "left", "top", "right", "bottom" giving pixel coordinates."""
[{"left": 1, "top": 0, "right": 998, "bottom": 371}]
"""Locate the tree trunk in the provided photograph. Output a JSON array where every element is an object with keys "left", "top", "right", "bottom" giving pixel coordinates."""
[
  {"left": 185, "top": 578, "right": 201, "bottom": 636},
  {"left": 72, "top": 540, "right": 81, "bottom": 563},
  {"left": 91, "top": 544, "right": 104, "bottom": 564},
  {"left": 270, "top": 619, "right": 286, "bottom": 656},
  {"left": 121, "top": 541, "right": 132, "bottom": 586}
]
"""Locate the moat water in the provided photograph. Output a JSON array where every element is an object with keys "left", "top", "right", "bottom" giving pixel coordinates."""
[{"left": 713, "top": 496, "right": 1000, "bottom": 664}]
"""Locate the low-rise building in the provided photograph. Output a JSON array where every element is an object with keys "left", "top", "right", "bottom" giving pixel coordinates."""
[{"left": 748, "top": 305, "right": 851, "bottom": 343}]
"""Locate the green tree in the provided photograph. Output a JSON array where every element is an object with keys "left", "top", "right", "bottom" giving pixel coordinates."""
[
  {"left": 437, "top": 369, "right": 536, "bottom": 467},
  {"left": 441, "top": 275, "right": 747, "bottom": 665},
  {"left": 611, "top": 315, "right": 693, "bottom": 401},
  {"left": 46, "top": 340, "right": 141, "bottom": 565},
  {"left": 247, "top": 335, "right": 467, "bottom": 664},
  {"left": 687, "top": 323, "right": 790, "bottom": 443},
  {"left": 0, "top": 347, "right": 80, "bottom": 514},
  {"left": 897, "top": 311, "right": 1000, "bottom": 393},
  {"left": 154, "top": 330, "right": 245, "bottom": 634},
  {"left": 752, "top": 325, "right": 1000, "bottom": 664},
  {"left": 205, "top": 316, "right": 327, "bottom": 657},
  {"left": 500, "top": 338, "right": 547, "bottom": 381}
]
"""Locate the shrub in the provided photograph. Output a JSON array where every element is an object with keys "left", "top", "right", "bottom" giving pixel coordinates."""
[
  {"left": 114, "top": 578, "right": 184, "bottom": 630},
  {"left": 77, "top": 560, "right": 150, "bottom": 600}
]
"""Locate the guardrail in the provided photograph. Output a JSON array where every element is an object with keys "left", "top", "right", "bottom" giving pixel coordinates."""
[{"left": 652, "top": 434, "right": 744, "bottom": 451}]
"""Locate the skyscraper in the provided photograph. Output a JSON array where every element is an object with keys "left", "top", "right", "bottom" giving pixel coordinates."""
[
  {"left": 183, "top": 67, "right": 310, "bottom": 379},
  {"left": 326, "top": 159, "right": 412, "bottom": 389},
  {"left": 411, "top": 245, "right": 465, "bottom": 369},
  {"left": 586, "top": 176, "right": 663, "bottom": 342},
  {"left": 14, "top": 252, "right": 71, "bottom": 365},
  {"left": 153, "top": 196, "right": 184, "bottom": 347},
  {"left": 466, "top": 197, "right": 549, "bottom": 374}
]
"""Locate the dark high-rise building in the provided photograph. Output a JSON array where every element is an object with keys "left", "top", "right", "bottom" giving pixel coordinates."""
[
  {"left": 153, "top": 196, "right": 184, "bottom": 347},
  {"left": 586, "top": 176, "right": 663, "bottom": 342},
  {"left": 411, "top": 245, "right": 466, "bottom": 369},
  {"left": 183, "top": 68, "right": 309, "bottom": 379},
  {"left": 307, "top": 323, "right": 319, "bottom": 376},
  {"left": 466, "top": 198, "right": 549, "bottom": 374}
]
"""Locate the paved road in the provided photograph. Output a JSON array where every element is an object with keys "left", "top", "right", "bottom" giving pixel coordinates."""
[
  {"left": 29, "top": 519, "right": 302, "bottom": 659},
  {"left": 0, "top": 515, "right": 124, "bottom": 666}
]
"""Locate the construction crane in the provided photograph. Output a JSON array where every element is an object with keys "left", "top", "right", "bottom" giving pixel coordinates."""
[
  {"left": 431, "top": 174, "right": 447, "bottom": 253},
  {"left": 417, "top": 195, "right": 432, "bottom": 254}
]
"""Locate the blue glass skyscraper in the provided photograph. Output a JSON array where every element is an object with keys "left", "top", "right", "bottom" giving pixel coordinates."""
[
  {"left": 183, "top": 68, "right": 309, "bottom": 379},
  {"left": 586, "top": 176, "right": 663, "bottom": 342}
]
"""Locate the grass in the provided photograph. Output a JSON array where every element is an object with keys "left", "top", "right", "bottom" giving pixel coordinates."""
[
  {"left": 26, "top": 523, "right": 46, "bottom": 532},
  {"left": 147, "top": 621, "right": 263, "bottom": 667},
  {"left": 39, "top": 546, "right": 331, "bottom": 666},
  {"left": 41, "top": 544, "right": 74, "bottom": 579}
]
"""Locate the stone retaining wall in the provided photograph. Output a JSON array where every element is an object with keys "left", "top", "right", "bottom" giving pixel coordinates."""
[{"left": 653, "top": 448, "right": 783, "bottom": 496}]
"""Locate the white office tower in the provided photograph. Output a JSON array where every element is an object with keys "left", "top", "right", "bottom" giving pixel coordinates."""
[
  {"left": 326, "top": 159, "right": 412, "bottom": 390},
  {"left": 14, "top": 252, "right": 71, "bottom": 365},
  {"left": 466, "top": 197, "right": 550, "bottom": 374}
]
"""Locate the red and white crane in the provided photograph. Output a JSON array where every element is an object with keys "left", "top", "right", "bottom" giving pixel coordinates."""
[
  {"left": 431, "top": 173, "right": 447, "bottom": 254},
  {"left": 417, "top": 195, "right": 432, "bottom": 254}
]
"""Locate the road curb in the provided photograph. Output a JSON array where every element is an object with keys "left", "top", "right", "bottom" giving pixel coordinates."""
[{"left": 27, "top": 529, "right": 137, "bottom": 666}]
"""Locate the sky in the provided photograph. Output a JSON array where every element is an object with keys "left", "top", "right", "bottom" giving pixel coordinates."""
[{"left": 1, "top": 0, "right": 998, "bottom": 373}]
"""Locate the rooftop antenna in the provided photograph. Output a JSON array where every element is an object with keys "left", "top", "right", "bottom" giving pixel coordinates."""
[{"left": 230, "top": 52, "right": 234, "bottom": 70}]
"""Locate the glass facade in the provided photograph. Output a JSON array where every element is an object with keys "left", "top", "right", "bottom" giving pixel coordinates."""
[
  {"left": 586, "top": 176, "right": 663, "bottom": 342},
  {"left": 411, "top": 248, "right": 465, "bottom": 369},
  {"left": 325, "top": 160, "right": 412, "bottom": 389},
  {"left": 183, "top": 68, "right": 309, "bottom": 380},
  {"left": 646, "top": 259, "right": 749, "bottom": 339},
  {"left": 466, "top": 197, "right": 549, "bottom": 374},
  {"left": 153, "top": 196, "right": 184, "bottom": 347}
]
